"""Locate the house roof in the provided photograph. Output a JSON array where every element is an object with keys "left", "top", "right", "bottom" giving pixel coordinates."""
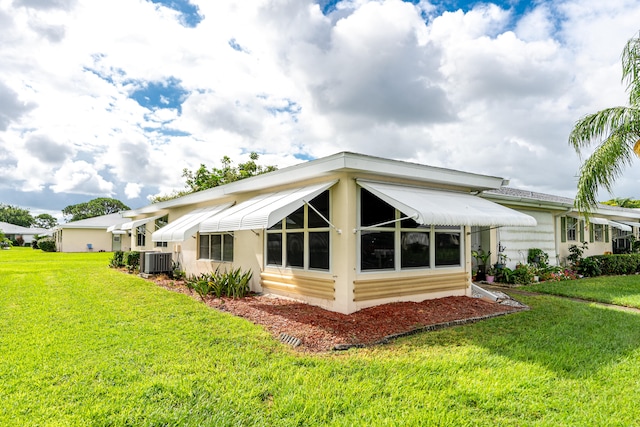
[
  {"left": 483, "top": 187, "right": 640, "bottom": 220},
  {"left": 124, "top": 152, "right": 510, "bottom": 217},
  {"left": 55, "top": 213, "right": 129, "bottom": 230},
  {"left": 0, "top": 221, "right": 48, "bottom": 235}
]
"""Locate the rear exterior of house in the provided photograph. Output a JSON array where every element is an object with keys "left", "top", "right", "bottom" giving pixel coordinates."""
[
  {"left": 119, "top": 152, "right": 535, "bottom": 314},
  {"left": 53, "top": 213, "right": 131, "bottom": 252}
]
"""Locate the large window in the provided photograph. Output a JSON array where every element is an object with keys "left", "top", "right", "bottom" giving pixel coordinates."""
[
  {"left": 266, "top": 190, "right": 330, "bottom": 271},
  {"left": 199, "top": 233, "right": 234, "bottom": 261},
  {"left": 359, "top": 188, "right": 462, "bottom": 271}
]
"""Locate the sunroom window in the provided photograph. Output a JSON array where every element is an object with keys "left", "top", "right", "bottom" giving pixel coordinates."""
[
  {"left": 359, "top": 188, "right": 462, "bottom": 271},
  {"left": 266, "top": 190, "right": 330, "bottom": 271}
]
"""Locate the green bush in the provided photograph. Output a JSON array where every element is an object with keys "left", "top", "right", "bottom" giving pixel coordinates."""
[
  {"left": 37, "top": 237, "right": 56, "bottom": 252},
  {"left": 590, "top": 254, "right": 640, "bottom": 276},
  {"left": 576, "top": 256, "right": 601, "bottom": 277},
  {"left": 185, "top": 267, "right": 253, "bottom": 300},
  {"left": 109, "top": 251, "right": 125, "bottom": 268},
  {"left": 124, "top": 251, "right": 140, "bottom": 272}
]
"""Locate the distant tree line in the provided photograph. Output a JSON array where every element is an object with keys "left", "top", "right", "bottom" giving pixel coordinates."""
[{"left": 0, "top": 204, "right": 58, "bottom": 228}]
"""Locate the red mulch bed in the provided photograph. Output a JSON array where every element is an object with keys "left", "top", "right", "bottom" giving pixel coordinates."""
[{"left": 150, "top": 276, "right": 522, "bottom": 353}]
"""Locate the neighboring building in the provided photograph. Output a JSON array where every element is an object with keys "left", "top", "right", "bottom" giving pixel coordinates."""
[
  {"left": 52, "top": 213, "right": 131, "bottom": 252},
  {"left": 118, "top": 152, "right": 536, "bottom": 314},
  {"left": 0, "top": 221, "right": 48, "bottom": 246},
  {"left": 480, "top": 188, "right": 640, "bottom": 268}
]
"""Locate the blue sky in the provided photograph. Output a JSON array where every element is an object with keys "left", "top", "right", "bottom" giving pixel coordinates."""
[{"left": 1, "top": 0, "right": 639, "bottom": 220}]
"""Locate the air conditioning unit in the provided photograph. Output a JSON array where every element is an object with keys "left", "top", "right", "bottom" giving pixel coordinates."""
[{"left": 142, "top": 252, "right": 172, "bottom": 274}]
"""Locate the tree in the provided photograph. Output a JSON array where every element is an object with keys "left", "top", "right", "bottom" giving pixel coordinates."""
[
  {"left": 62, "top": 198, "right": 130, "bottom": 222},
  {"left": 569, "top": 32, "right": 640, "bottom": 214},
  {"left": 33, "top": 213, "right": 58, "bottom": 229},
  {"left": 151, "top": 152, "right": 278, "bottom": 203},
  {"left": 0, "top": 204, "right": 34, "bottom": 227}
]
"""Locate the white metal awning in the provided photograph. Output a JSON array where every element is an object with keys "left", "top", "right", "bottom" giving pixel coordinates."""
[
  {"left": 610, "top": 221, "right": 632, "bottom": 232},
  {"left": 357, "top": 180, "right": 537, "bottom": 227},
  {"left": 618, "top": 221, "right": 640, "bottom": 228},
  {"left": 200, "top": 181, "right": 337, "bottom": 233},
  {"left": 567, "top": 213, "right": 609, "bottom": 225},
  {"left": 152, "top": 203, "right": 233, "bottom": 242},
  {"left": 120, "top": 215, "right": 164, "bottom": 231}
]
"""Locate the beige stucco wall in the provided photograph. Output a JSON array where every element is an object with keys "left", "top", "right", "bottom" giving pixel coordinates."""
[
  {"left": 59, "top": 228, "right": 115, "bottom": 252},
  {"left": 130, "top": 172, "right": 476, "bottom": 314},
  {"left": 556, "top": 217, "right": 614, "bottom": 265}
]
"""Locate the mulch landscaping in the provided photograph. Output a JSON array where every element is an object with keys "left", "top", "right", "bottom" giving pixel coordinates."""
[{"left": 150, "top": 276, "right": 524, "bottom": 353}]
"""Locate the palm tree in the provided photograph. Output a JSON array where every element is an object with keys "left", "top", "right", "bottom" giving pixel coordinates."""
[{"left": 569, "top": 32, "right": 640, "bottom": 215}]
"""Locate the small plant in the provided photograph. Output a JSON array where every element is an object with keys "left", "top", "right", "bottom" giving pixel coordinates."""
[
  {"left": 170, "top": 261, "right": 185, "bottom": 280},
  {"left": 567, "top": 242, "right": 588, "bottom": 268},
  {"left": 527, "top": 248, "right": 549, "bottom": 268},
  {"left": 184, "top": 267, "right": 253, "bottom": 300}
]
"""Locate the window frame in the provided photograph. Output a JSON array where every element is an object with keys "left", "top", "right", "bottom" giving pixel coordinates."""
[
  {"left": 136, "top": 224, "right": 146, "bottom": 247},
  {"left": 593, "top": 223, "right": 604, "bottom": 242},
  {"left": 198, "top": 233, "right": 234, "bottom": 262},
  {"left": 357, "top": 187, "right": 463, "bottom": 272},
  {"left": 265, "top": 190, "right": 332, "bottom": 272},
  {"left": 566, "top": 217, "right": 577, "bottom": 242}
]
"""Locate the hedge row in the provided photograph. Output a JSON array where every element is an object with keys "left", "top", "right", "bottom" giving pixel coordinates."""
[{"left": 588, "top": 254, "right": 640, "bottom": 276}]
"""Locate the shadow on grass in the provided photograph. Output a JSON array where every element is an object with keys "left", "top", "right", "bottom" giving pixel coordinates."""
[{"left": 404, "top": 293, "right": 640, "bottom": 378}]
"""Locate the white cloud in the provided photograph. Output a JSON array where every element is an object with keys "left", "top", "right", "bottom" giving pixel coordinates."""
[
  {"left": 124, "top": 182, "right": 142, "bottom": 199},
  {"left": 1, "top": 0, "right": 640, "bottom": 212},
  {"left": 50, "top": 160, "right": 114, "bottom": 195}
]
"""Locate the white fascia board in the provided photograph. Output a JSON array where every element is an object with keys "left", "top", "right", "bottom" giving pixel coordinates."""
[
  {"left": 480, "top": 193, "right": 574, "bottom": 211},
  {"left": 123, "top": 152, "right": 507, "bottom": 216}
]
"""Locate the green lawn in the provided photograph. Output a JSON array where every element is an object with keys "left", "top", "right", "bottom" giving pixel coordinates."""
[
  {"left": 2, "top": 247, "right": 640, "bottom": 426},
  {"left": 527, "top": 274, "right": 640, "bottom": 308}
]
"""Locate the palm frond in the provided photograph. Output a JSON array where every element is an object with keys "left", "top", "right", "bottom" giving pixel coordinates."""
[
  {"left": 574, "top": 132, "right": 636, "bottom": 214},
  {"left": 622, "top": 32, "right": 640, "bottom": 107},
  {"left": 568, "top": 107, "right": 640, "bottom": 154}
]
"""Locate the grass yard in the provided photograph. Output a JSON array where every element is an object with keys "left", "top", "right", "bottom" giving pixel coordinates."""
[
  {"left": 527, "top": 274, "right": 640, "bottom": 308},
  {"left": 2, "top": 247, "right": 640, "bottom": 426}
]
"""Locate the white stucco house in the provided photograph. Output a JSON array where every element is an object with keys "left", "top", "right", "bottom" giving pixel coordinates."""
[
  {"left": 52, "top": 213, "right": 131, "bottom": 252},
  {"left": 115, "top": 152, "right": 538, "bottom": 314},
  {"left": 0, "top": 221, "right": 48, "bottom": 246},
  {"left": 477, "top": 187, "right": 640, "bottom": 269}
]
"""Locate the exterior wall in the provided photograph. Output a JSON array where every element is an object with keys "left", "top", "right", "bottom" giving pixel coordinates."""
[
  {"left": 496, "top": 209, "right": 558, "bottom": 267},
  {"left": 557, "top": 217, "right": 613, "bottom": 264},
  {"left": 59, "top": 228, "right": 114, "bottom": 252},
  {"left": 137, "top": 172, "right": 476, "bottom": 314}
]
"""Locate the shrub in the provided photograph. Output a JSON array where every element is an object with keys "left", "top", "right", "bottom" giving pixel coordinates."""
[
  {"left": 184, "top": 267, "right": 253, "bottom": 300},
  {"left": 37, "top": 237, "right": 56, "bottom": 252},
  {"left": 124, "top": 251, "right": 140, "bottom": 272},
  {"left": 591, "top": 254, "right": 640, "bottom": 276},
  {"left": 512, "top": 264, "right": 536, "bottom": 285},
  {"left": 576, "top": 256, "right": 601, "bottom": 277},
  {"left": 109, "top": 251, "right": 125, "bottom": 268}
]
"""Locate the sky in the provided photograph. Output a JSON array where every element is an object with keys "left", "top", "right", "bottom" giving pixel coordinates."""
[{"left": 1, "top": 0, "right": 640, "bottom": 221}]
